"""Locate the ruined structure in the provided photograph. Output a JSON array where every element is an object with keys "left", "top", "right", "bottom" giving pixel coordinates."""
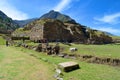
[{"left": 23, "top": 19, "right": 88, "bottom": 43}]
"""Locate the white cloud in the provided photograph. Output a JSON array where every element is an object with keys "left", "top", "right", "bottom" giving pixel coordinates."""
[
  {"left": 54, "top": 0, "right": 72, "bottom": 11},
  {"left": 94, "top": 12, "right": 120, "bottom": 24},
  {"left": 0, "top": 0, "right": 29, "bottom": 20}
]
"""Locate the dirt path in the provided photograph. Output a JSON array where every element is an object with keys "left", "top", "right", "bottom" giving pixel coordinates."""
[{"left": 0, "top": 45, "right": 55, "bottom": 80}]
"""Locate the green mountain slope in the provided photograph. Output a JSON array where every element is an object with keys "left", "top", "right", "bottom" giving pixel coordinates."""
[
  {"left": 14, "top": 18, "right": 37, "bottom": 27},
  {"left": 40, "top": 10, "right": 76, "bottom": 23},
  {"left": 0, "top": 10, "right": 19, "bottom": 34}
]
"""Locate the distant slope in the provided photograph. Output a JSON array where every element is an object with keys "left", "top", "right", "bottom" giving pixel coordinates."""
[
  {"left": 40, "top": 10, "right": 76, "bottom": 23},
  {"left": 14, "top": 18, "right": 37, "bottom": 27},
  {"left": 104, "top": 32, "right": 114, "bottom": 36},
  {"left": 0, "top": 10, "right": 19, "bottom": 34}
]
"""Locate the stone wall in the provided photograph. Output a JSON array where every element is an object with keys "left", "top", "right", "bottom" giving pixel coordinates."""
[
  {"left": 65, "top": 23, "right": 87, "bottom": 43},
  {"left": 43, "top": 20, "right": 72, "bottom": 42},
  {"left": 30, "top": 25, "right": 44, "bottom": 41}
]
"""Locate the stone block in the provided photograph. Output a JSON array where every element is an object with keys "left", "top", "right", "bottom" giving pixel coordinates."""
[{"left": 58, "top": 61, "right": 80, "bottom": 72}]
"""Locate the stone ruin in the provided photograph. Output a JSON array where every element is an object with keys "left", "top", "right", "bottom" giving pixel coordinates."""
[
  {"left": 32, "top": 43, "right": 60, "bottom": 55},
  {"left": 17, "top": 19, "right": 88, "bottom": 43}
]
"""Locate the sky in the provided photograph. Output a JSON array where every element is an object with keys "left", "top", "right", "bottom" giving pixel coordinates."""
[{"left": 0, "top": 0, "right": 120, "bottom": 36}]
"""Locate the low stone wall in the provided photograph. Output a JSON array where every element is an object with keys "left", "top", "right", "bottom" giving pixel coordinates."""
[
  {"left": 59, "top": 53, "right": 120, "bottom": 66},
  {"left": 18, "top": 43, "right": 120, "bottom": 66}
]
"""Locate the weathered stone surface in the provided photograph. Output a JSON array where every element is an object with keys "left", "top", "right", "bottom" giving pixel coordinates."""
[
  {"left": 58, "top": 61, "right": 79, "bottom": 72},
  {"left": 22, "top": 19, "right": 87, "bottom": 43}
]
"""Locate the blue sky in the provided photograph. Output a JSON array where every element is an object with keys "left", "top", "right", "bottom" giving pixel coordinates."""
[{"left": 0, "top": 0, "right": 120, "bottom": 36}]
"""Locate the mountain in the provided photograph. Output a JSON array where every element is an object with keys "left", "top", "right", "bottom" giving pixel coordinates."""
[
  {"left": 0, "top": 10, "right": 19, "bottom": 34},
  {"left": 40, "top": 10, "right": 76, "bottom": 24},
  {"left": 0, "top": 10, "right": 8, "bottom": 19},
  {"left": 14, "top": 18, "right": 37, "bottom": 27}
]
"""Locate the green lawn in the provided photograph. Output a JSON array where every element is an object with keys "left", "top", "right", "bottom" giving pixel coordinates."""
[
  {"left": 0, "top": 45, "right": 55, "bottom": 80},
  {"left": 1, "top": 39, "right": 120, "bottom": 80},
  {"left": 19, "top": 46, "right": 120, "bottom": 80},
  {"left": 57, "top": 43, "right": 120, "bottom": 58},
  {"left": 15, "top": 40, "right": 120, "bottom": 58}
]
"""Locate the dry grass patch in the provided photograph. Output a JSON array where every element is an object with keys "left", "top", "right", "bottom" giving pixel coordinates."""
[{"left": 0, "top": 45, "right": 55, "bottom": 80}]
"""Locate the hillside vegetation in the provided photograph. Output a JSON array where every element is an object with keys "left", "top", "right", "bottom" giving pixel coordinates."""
[
  {"left": 14, "top": 18, "right": 37, "bottom": 27},
  {"left": 40, "top": 10, "right": 76, "bottom": 23},
  {"left": 0, "top": 10, "right": 19, "bottom": 34}
]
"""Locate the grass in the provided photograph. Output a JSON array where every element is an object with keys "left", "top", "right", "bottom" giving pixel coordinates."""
[
  {"left": 0, "top": 45, "right": 120, "bottom": 80},
  {"left": 0, "top": 45, "right": 55, "bottom": 80},
  {"left": 73, "top": 44, "right": 120, "bottom": 58},
  {"left": 111, "top": 36, "right": 120, "bottom": 40},
  {"left": 53, "top": 43, "right": 120, "bottom": 58},
  {"left": 16, "top": 46, "right": 120, "bottom": 80},
  {"left": 1, "top": 37, "right": 120, "bottom": 80},
  {"left": 63, "top": 62, "right": 120, "bottom": 80},
  {"left": 14, "top": 40, "right": 38, "bottom": 46},
  {"left": 35, "top": 42, "right": 120, "bottom": 58},
  {"left": 0, "top": 36, "right": 5, "bottom": 45},
  {"left": 13, "top": 40, "right": 120, "bottom": 58},
  {"left": 16, "top": 40, "right": 120, "bottom": 58}
]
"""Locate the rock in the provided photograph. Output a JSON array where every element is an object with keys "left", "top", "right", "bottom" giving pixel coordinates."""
[
  {"left": 35, "top": 44, "right": 42, "bottom": 52},
  {"left": 58, "top": 54, "right": 65, "bottom": 58},
  {"left": 57, "top": 77, "right": 63, "bottom": 80},
  {"left": 56, "top": 69, "right": 62, "bottom": 74},
  {"left": 58, "top": 61, "right": 80, "bottom": 72},
  {"left": 53, "top": 45, "right": 60, "bottom": 55}
]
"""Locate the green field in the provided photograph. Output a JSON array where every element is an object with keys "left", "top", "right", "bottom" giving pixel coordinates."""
[
  {"left": 0, "top": 37, "right": 120, "bottom": 80},
  {"left": 15, "top": 39, "right": 120, "bottom": 58},
  {"left": 0, "top": 45, "right": 55, "bottom": 80},
  {"left": 0, "top": 45, "right": 120, "bottom": 80},
  {"left": 49, "top": 43, "right": 120, "bottom": 58}
]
